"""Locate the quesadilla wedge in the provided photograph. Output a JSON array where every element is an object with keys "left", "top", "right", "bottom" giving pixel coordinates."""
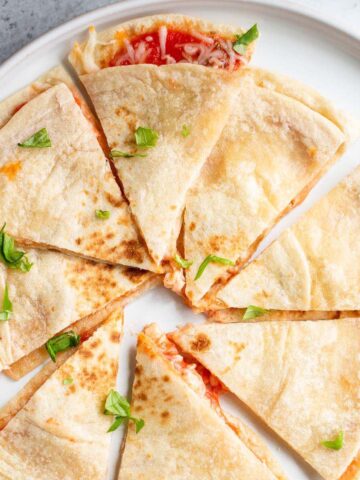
[
  {"left": 214, "top": 164, "right": 360, "bottom": 315},
  {"left": 118, "top": 323, "right": 286, "bottom": 480},
  {"left": 182, "top": 67, "right": 351, "bottom": 307},
  {"left": 0, "top": 309, "right": 122, "bottom": 480},
  {"left": 69, "top": 14, "right": 256, "bottom": 74},
  {"left": 0, "top": 81, "right": 157, "bottom": 271},
  {"left": 0, "top": 243, "right": 158, "bottom": 376},
  {"left": 75, "top": 63, "right": 242, "bottom": 265},
  {"left": 171, "top": 320, "right": 360, "bottom": 480}
]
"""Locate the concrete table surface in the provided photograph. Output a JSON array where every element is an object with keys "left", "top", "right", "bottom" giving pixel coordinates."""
[{"left": 0, "top": 0, "right": 360, "bottom": 65}]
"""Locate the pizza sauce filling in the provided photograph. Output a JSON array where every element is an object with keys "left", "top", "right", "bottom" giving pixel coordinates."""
[
  {"left": 109, "top": 25, "right": 252, "bottom": 71},
  {"left": 146, "top": 325, "right": 238, "bottom": 431}
]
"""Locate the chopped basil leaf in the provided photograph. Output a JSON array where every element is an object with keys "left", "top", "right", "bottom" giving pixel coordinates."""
[
  {"left": 321, "top": 431, "right": 344, "bottom": 450},
  {"left": 0, "top": 224, "right": 33, "bottom": 272},
  {"left": 95, "top": 210, "right": 110, "bottom": 220},
  {"left": 0, "top": 284, "right": 12, "bottom": 321},
  {"left": 135, "top": 127, "right": 158, "bottom": 148},
  {"left": 195, "top": 255, "right": 235, "bottom": 280},
  {"left": 18, "top": 128, "right": 51, "bottom": 148},
  {"left": 63, "top": 377, "right": 73, "bottom": 386},
  {"left": 181, "top": 124, "right": 191, "bottom": 138},
  {"left": 108, "top": 416, "right": 125, "bottom": 432},
  {"left": 175, "top": 254, "right": 193, "bottom": 269},
  {"left": 45, "top": 331, "right": 80, "bottom": 362},
  {"left": 110, "top": 150, "right": 147, "bottom": 158},
  {"left": 104, "top": 389, "right": 144, "bottom": 434},
  {"left": 233, "top": 24, "right": 259, "bottom": 55},
  {"left": 243, "top": 305, "right": 269, "bottom": 320}
]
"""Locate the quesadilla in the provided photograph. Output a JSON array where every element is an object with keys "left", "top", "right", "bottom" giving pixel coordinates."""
[
  {"left": 182, "top": 67, "right": 352, "bottom": 307},
  {"left": 0, "top": 80, "right": 156, "bottom": 271},
  {"left": 0, "top": 309, "right": 122, "bottom": 479},
  {"left": 171, "top": 320, "right": 360, "bottom": 480},
  {"left": 0, "top": 243, "right": 158, "bottom": 375},
  {"left": 118, "top": 323, "right": 286, "bottom": 480},
  {"left": 69, "top": 14, "right": 257, "bottom": 265},
  {"left": 69, "top": 14, "right": 256, "bottom": 74},
  {"left": 74, "top": 64, "right": 241, "bottom": 266},
  {"left": 214, "top": 164, "right": 360, "bottom": 316}
]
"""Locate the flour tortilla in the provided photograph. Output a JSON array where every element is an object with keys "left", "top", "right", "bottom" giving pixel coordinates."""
[
  {"left": 118, "top": 325, "right": 285, "bottom": 480},
  {"left": 79, "top": 63, "right": 242, "bottom": 264},
  {"left": 171, "top": 320, "right": 360, "bottom": 480},
  {"left": 183, "top": 68, "right": 348, "bottom": 306},
  {"left": 0, "top": 310, "right": 122, "bottom": 480},
  {"left": 0, "top": 82, "right": 157, "bottom": 271},
  {"left": 216, "top": 164, "right": 360, "bottom": 313},
  {"left": 69, "top": 14, "right": 254, "bottom": 75},
  {"left": 0, "top": 246, "right": 157, "bottom": 373}
]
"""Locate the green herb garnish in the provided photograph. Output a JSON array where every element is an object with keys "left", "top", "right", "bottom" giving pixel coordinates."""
[
  {"left": 175, "top": 254, "right": 193, "bottom": 269},
  {"left": 0, "top": 224, "right": 33, "bottom": 272},
  {"left": 45, "top": 331, "right": 80, "bottom": 362},
  {"left": 104, "top": 389, "right": 144, "bottom": 433},
  {"left": 243, "top": 305, "right": 269, "bottom": 320},
  {"left": 181, "top": 124, "right": 191, "bottom": 138},
  {"left": 18, "top": 128, "right": 51, "bottom": 148},
  {"left": 0, "top": 284, "right": 12, "bottom": 321},
  {"left": 135, "top": 127, "right": 158, "bottom": 148},
  {"left": 233, "top": 24, "right": 259, "bottom": 55},
  {"left": 321, "top": 431, "right": 344, "bottom": 451},
  {"left": 63, "top": 377, "right": 73, "bottom": 386},
  {"left": 95, "top": 210, "right": 110, "bottom": 220},
  {"left": 110, "top": 150, "right": 147, "bottom": 159},
  {"left": 194, "top": 255, "right": 235, "bottom": 280}
]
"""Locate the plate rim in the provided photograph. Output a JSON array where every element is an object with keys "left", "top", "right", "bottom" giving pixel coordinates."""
[{"left": 0, "top": 0, "right": 360, "bottom": 87}]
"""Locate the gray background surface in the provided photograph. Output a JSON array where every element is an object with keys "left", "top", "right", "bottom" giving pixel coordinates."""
[{"left": 0, "top": 0, "right": 359, "bottom": 65}]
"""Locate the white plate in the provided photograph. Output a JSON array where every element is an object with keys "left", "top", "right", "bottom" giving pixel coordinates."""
[{"left": 0, "top": 1, "right": 359, "bottom": 479}]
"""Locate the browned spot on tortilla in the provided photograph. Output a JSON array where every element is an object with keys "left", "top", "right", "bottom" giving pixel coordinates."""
[
  {"left": 0, "top": 161, "right": 22, "bottom": 180},
  {"left": 79, "top": 357, "right": 118, "bottom": 394},
  {"left": 189, "top": 222, "right": 196, "bottom": 231},
  {"left": 105, "top": 191, "right": 123, "bottom": 208},
  {"left": 164, "top": 395, "right": 173, "bottom": 402},
  {"left": 115, "top": 106, "right": 137, "bottom": 130},
  {"left": 79, "top": 347, "right": 93, "bottom": 358},
  {"left": 121, "top": 239, "right": 144, "bottom": 264},
  {"left": 65, "top": 258, "right": 125, "bottom": 306},
  {"left": 190, "top": 333, "right": 211, "bottom": 352},
  {"left": 135, "top": 364, "right": 143, "bottom": 375},
  {"left": 161, "top": 411, "right": 170, "bottom": 419},
  {"left": 170, "top": 205, "right": 176, "bottom": 210},
  {"left": 138, "top": 392, "right": 147, "bottom": 401},
  {"left": 75, "top": 238, "right": 82, "bottom": 245},
  {"left": 163, "top": 375, "right": 170, "bottom": 382},
  {"left": 110, "top": 331, "right": 120, "bottom": 343},
  {"left": 123, "top": 267, "right": 148, "bottom": 283},
  {"left": 307, "top": 146, "right": 317, "bottom": 158},
  {"left": 46, "top": 417, "right": 58, "bottom": 425},
  {"left": 106, "top": 232, "right": 115, "bottom": 240}
]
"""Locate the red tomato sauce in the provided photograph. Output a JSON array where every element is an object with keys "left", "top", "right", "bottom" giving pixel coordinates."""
[{"left": 109, "top": 28, "right": 242, "bottom": 70}]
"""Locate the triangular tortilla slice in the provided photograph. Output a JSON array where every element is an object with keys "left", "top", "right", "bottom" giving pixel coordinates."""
[
  {"left": 171, "top": 320, "right": 360, "bottom": 480},
  {"left": 0, "top": 245, "right": 158, "bottom": 374},
  {"left": 118, "top": 324, "right": 286, "bottom": 480},
  {"left": 0, "top": 310, "right": 122, "bottom": 480},
  {"left": 78, "top": 64, "right": 242, "bottom": 265},
  {"left": 215, "top": 164, "right": 360, "bottom": 313},
  {"left": 0, "top": 82, "right": 156, "bottom": 271},
  {"left": 183, "top": 67, "right": 350, "bottom": 306}
]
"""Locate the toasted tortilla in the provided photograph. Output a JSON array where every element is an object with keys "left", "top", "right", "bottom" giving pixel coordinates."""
[
  {"left": 216, "top": 164, "right": 360, "bottom": 312},
  {"left": 0, "top": 247, "right": 158, "bottom": 374},
  {"left": 118, "top": 325, "right": 285, "bottom": 480},
  {"left": 79, "top": 64, "right": 242, "bottom": 265},
  {"left": 0, "top": 82, "right": 157, "bottom": 271},
  {"left": 69, "top": 14, "right": 253, "bottom": 75},
  {"left": 171, "top": 320, "right": 360, "bottom": 480},
  {"left": 0, "top": 309, "right": 122, "bottom": 480},
  {"left": 183, "top": 67, "right": 348, "bottom": 306}
]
